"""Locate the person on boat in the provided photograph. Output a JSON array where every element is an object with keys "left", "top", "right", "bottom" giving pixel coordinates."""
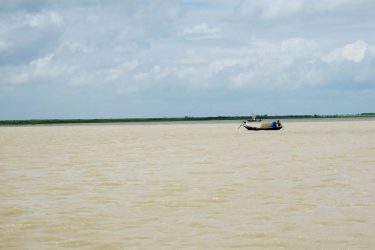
[{"left": 276, "top": 120, "right": 282, "bottom": 127}]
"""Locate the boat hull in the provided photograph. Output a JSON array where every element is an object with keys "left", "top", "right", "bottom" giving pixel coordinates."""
[{"left": 244, "top": 126, "right": 282, "bottom": 131}]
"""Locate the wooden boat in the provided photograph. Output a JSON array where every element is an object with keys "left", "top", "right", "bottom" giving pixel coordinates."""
[
  {"left": 243, "top": 124, "right": 282, "bottom": 131},
  {"left": 239, "top": 120, "right": 282, "bottom": 131}
]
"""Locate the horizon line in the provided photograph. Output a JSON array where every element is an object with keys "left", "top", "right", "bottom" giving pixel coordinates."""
[{"left": 0, "top": 113, "right": 374, "bottom": 125}]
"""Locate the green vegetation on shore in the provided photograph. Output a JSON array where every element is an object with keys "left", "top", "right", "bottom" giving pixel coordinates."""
[{"left": 0, "top": 113, "right": 374, "bottom": 126}]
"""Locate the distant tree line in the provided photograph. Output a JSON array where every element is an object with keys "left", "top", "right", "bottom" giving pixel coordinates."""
[{"left": 0, "top": 113, "right": 374, "bottom": 126}]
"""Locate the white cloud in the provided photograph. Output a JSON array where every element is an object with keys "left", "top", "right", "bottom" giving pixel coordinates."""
[
  {"left": 238, "top": 0, "right": 369, "bottom": 19},
  {"left": 29, "top": 54, "right": 71, "bottom": 78},
  {"left": 174, "top": 67, "right": 197, "bottom": 79},
  {"left": 230, "top": 71, "right": 256, "bottom": 87},
  {"left": 134, "top": 65, "right": 172, "bottom": 81},
  {"left": 134, "top": 64, "right": 202, "bottom": 86},
  {"left": 323, "top": 40, "right": 368, "bottom": 63},
  {"left": 222, "top": 38, "right": 323, "bottom": 88},
  {"left": 0, "top": 39, "right": 12, "bottom": 52},
  {"left": 68, "top": 60, "right": 139, "bottom": 87},
  {"left": 9, "top": 54, "right": 76, "bottom": 84},
  {"left": 132, "top": 37, "right": 324, "bottom": 89},
  {"left": 180, "top": 23, "right": 221, "bottom": 40},
  {"left": 130, "top": 37, "right": 327, "bottom": 90},
  {"left": 311, "top": 0, "right": 361, "bottom": 12},
  {"left": 280, "top": 37, "right": 318, "bottom": 53},
  {"left": 60, "top": 41, "right": 97, "bottom": 54},
  {"left": 105, "top": 61, "right": 138, "bottom": 82},
  {"left": 9, "top": 72, "right": 29, "bottom": 84},
  {"left": 208, "top": 58, "right": 245, "bottom": 75},
  {"left": 27, "top": 11, "right": 63, "bottom": 28},
  {"left": 239, "top": 0, "right": 303, "bottom": 19},
  {"left": 181, "top": 23, "right": 220, "bottom": 35},
  {"left": 175, "top": 50, "right": 207, "bottom": 65}
]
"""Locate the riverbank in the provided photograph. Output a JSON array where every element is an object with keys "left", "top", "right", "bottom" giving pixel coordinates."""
[{"left": 0, "top": 113, "right": 374, "bottom": 126}]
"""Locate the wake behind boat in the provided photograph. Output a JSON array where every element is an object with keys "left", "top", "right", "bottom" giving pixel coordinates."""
[{"left": 239, "top": 120, "right": 283, "bottom": 131}]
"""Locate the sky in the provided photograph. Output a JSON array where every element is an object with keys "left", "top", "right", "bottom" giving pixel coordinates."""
[{"left": 0, "top": 0, "right": 374, "bottom": 119}]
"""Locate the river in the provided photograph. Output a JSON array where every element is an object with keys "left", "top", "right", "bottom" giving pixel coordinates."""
[{"left": 1, "top": 119, "right": 374, "bottom": 249}]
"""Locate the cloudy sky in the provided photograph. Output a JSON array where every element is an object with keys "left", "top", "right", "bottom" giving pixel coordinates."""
[{"left": 1, "top": 0, "right": 374, "bottom": 119}]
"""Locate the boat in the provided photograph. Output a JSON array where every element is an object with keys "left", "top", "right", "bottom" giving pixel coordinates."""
[{"left": 239, "top": 120, "right": 283, "bottom": 131}]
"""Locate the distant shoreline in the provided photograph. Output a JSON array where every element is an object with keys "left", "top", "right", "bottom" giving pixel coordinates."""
[{"left": 0, "top": 114, "right": 374, "bottom": 126}]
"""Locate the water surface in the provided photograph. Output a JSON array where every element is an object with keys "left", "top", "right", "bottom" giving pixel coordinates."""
[{"left": 1, "top": 120, "right": 375, "bottom": 249}]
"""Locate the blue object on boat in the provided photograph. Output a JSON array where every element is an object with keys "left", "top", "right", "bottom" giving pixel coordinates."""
[{"left": 272, "top": 121, "right": 277, "bottom": 128}]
